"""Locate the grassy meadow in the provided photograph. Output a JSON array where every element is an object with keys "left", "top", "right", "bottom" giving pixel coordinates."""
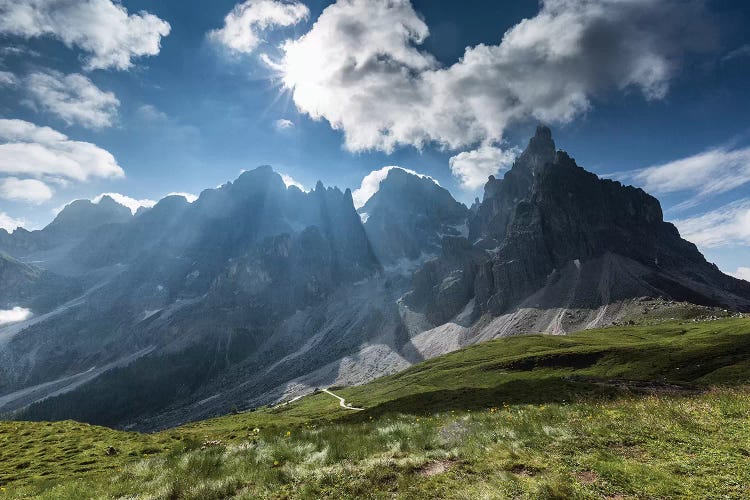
[{"left": 1, "top": 317, "right": 750, "bottom": 498}]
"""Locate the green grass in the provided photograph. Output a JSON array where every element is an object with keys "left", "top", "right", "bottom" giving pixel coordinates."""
[{"left": 2, "top": 317, "right": 750, "bottom": 498}]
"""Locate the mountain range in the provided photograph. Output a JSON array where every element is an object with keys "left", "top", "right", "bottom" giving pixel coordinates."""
[{"left": 1, "top": 126, "right": 748, "bottom": 430}]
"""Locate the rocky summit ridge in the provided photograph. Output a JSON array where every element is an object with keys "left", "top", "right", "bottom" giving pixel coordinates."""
[{"left": 0, "top": 127, "right": 748, "bottom": 430}]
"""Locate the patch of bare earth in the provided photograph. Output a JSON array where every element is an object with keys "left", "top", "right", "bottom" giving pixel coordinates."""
[
  {"left": 575, "top": 470, "right": 599, "bottom": 484},
  {"left": 509, "top": 465, "right": 537, "bottom": 477},
  {"left": 417, "top": 459, "right": 457, "bottom": 477}
]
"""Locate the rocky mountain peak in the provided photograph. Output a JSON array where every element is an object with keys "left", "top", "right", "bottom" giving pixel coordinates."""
[
  {"left": 361, "top": 168, "right": 450, "bottom": 211},
  {"left": 232, "top": 165, "right": 287, "bottom": 197},
  {"left": 427, "top": 126, "right": 750, "bottom": 326},
  {"left": 358, "top": 168, "right": 468, "bottom": 264},
  {"left": 470, "top": 126, "right": 558, "bottom": 242},
  {"left": 47, "top": 198, "right": 132, "bottom": 238},
  {"left": 515, "top": 124, "right": 557, "bottom": 174}
]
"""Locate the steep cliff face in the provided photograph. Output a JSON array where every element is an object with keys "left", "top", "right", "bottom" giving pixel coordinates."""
[
  {"left": 359, "top": 168, "right": 469, "bottom": 265},
  {"left": 408, "top": 127, "right": 750, "bottom": 323},
  {"left": 468, "top": 126, "right": 556, "bottom": 243},
  {"left": 474, "top": 149, "right": 750, "bottom": 315}
]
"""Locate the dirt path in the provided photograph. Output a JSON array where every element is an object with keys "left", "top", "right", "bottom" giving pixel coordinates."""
[{"left": 322, "top": 388, "right": 364, "bottom": 411}]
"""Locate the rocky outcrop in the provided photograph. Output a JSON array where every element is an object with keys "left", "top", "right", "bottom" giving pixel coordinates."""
[
  {"left": 468, "top": 126, "right": 556, "bottom": 243},
  {"left": 359, "top": 168, "right": 469, "bottom": 264}
]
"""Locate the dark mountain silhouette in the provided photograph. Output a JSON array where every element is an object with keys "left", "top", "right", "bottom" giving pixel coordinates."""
[{"left": 406, "top": 127, "right": 750, "bottom": 328}]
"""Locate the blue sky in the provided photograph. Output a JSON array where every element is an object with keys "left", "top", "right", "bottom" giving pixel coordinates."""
[{"left": 0, "top": 0, "right": 748, "bottom": 276}]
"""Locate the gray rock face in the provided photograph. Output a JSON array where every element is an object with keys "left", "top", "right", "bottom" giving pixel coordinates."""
[
  {"left": 0, "top": 253, "right": 80, "bottom": 313},
  {"left": 359, "top": 168, "right": 469, "bottom": 264},
  {"left": 0, "top": 196, "right": 133, "bottom": 259},
  {"left": 468, "top": 125, "right": 556, "bottom": 243},
  {"left": 411, "top": 129, "right": 750, "bottom": 323}
]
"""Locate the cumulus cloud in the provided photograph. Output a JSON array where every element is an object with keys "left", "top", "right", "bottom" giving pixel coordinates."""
[
  {"left": 210, "top": 0, "right": 309, "bottom": 54},
  {"left": 276, "top": 0, "right": 713, "bottom": 186},
  {"left": 0, "top": 212, "right": 25, "bottom": 232},
  {"left": 0, "top": 0, "right": 171, "bottom": 70},
  {"left": 274, "top": 118, "right": 294, "bottom": 130},
  {"left": 0, "top": 70, "right": 17, "bottom": 86},
  {"left": 674, "top": 200, "right": 750, "bottom": 248},
  {"left": 449, "top": 144, "right": 520, "bottom": 189},
  {"left": 0, "top": 119, "right": 124, "bottom": 182},
  {"left": 92, "top": 192, "right": 156, "bottom": 214},
  {"left": 25, "top": 71, "right": 120, "bottom": 129},
  {"left": 280, "top": 172, "right": 305, "bottom": 190},
  {"left": 732, "top": 267, "right": 750, "bottom": 281},
  {"left": 352, "top": 166, "right": 437, "bottom": 208},
  {"left": 633, "top": 145, "right": 750, "bottom": 199},
  {"left": 0, "top": 306, "right": 32, "bottom": 325},
  {"left": 0, "top": 177, "right": 54, "bottom": 203}
]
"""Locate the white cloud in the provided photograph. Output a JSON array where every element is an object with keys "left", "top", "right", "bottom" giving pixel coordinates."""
[
  {"left": 0, "top": 119, "right": 123, "bottom": 182},
  {"left": 633, "top": 146, "right": 750, "bottom": 198},
  {"left": 25, "top": 71, "right": 119, "bottom": 129},
  {"left": 0, "top": 177, "right": 54, "bottom": 203},
  {"left": 92, "top": 193, "right": 156, "bottom": 215},
  {"left": 352, "top": 166, "right": 437, "bottom": 208},
  {"left": 0, "top": 0, "right": 171, "bottom": 70},
  {"left": 210, "top": 0, "right": 309, "bottom": 54},
  {"left": 280, "top": 173, "right": 304, "bottom": 190},
  {"left": 136, "top": 104, "right": 168, "bottom": 122},
  {"left": 674, "top": 200, "right": 750, "bottom": 248},
  {"left": 0, "top": 45, "right": 40, "bottom": 61},
  {"left": 166, "top": 192, "right": 198, "bottom": 203},
  {"left": 276, "top": 0, "right": 713, "bottom": 185},
  {"left": 449, "top": 144, "right": 520, "bottom": 189},
  {"left": 731, "top": 267, "right": 750, "bottom": 281},
  {"left": 274, "top": 118, "right": 294, "bottom": 130},
  {"left": 0, "top": 70, "right": 17, "bottom": 86},
  {"left": 0, "top": 212, "right": 25, "bottom": 232},
  {"left": 0, "top": 307, "right": 32, "bottom": 325}
]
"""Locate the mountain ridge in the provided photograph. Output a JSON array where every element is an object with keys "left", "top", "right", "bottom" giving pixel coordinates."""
[{"left": 1, "top": 127, "right": 748, "bottom": 430}]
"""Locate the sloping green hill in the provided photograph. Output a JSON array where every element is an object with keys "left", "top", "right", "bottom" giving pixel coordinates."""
[{"left": 2, "top": 318, "right": 750, "bottom": 498}]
